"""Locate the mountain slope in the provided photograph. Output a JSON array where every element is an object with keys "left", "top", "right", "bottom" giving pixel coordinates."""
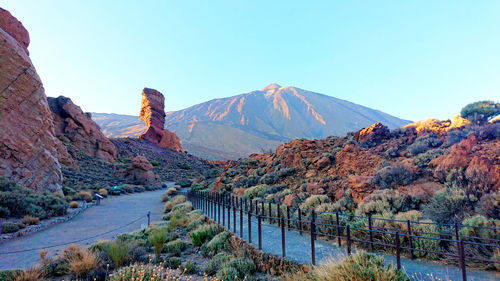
[{"left": 93, "top": 84, "right": 411, "bottom": 159}]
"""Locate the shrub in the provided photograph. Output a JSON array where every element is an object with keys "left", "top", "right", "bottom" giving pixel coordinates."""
[
  {"left": 0, "top": 206, "right": 10, "bottom": 218},
  {"left": 373, "top": 164, "right": 413, "bottom": 189},
  {"left": 150, "top": 160, "right": 159, "bottom": 167},
  {"left": 332, "top": 189, "right": 355, "bottom": 213},
  {"left": 176, "top": 179, "right": 192, "bottom": 187},
  {"left": 21, "top": 215, "right": 39, "bottom": 225},
  {"left": 182, "top": 260, "right": 197, "bottom": 274},
  {"left": 164, "top": 195, "right": 186, "bottom": 212},
  {"left": 69, "top": 201, "right": 79, "bottom": 208},
  {"left": 10, "top": 267, "right": 43, "bottom": 281},
  {"left": 166, "top": 257, "right": 182, "bottom": 269},
  {"left": 110, "top": 262, "right": 180, "bottom": 281},
  {"left": 243, "top": 184, "right": 269, "bottom": 199},
  {"left": 407, "top": 134, "right": 443, "bottom": 155},
  {"left": 356, "top": 190, "right": 410, "bottom": 216},
  {"left": 300, "top": 195, "right": 330, "bottom": 212},
  {"left": 286, "top": 252, "right": 409, "bottom": 281},
  {"left": 191, "top": 224, "right": 220, "bottom": 246},
  {"left": 98, "top": 188, "right": 108, "bottom": 198},
  {"left": 413, "top": 149, "right": 445, "bottom": 168},
  {"left": 216, "top": 257, "right": 256, "bottom": 280},
  {"left": 260, "top": 172, "right": 278, "bottom": 185},
  {"left": 78, "top": 191, "right": 93, "bottom": 203},
  {"left": 475, "top": 191, "right": 499, "bottom": 218},
  {"left": 166, "top": 239, "right": 187, "bottom": 256},
  {"left": 203, "top": 253, "right": 233, "bottom": 276},
  {"left": 460, "top": 100, "right": 499, "bottom": 124},
  {"left": 423, "top": 187, "right": 467, "bottom": 224},
  {"left": 385, "top": 147, "right": 399, "bottom": 158},
  {"left": 191, "top": 183, "right": 205, "bottom": 191},
  {"left": 201, "top": 232, "right": 232, "bottom": 257},
  {"left": 459, "top": 216, "right": 499, "bottom": 240},
  {"left": 105, "top": 242, "right": 129, "bottom": 269},
  {"left": 1, "top": 222, "right": 22, "bottom": 234},
  {"left": 149, "top": 228, "right": 168, "bottom": 259},
  {"left": 61, "top": 245, "right": 101, "bottom": 277}
]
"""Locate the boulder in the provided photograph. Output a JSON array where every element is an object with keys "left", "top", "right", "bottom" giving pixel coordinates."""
[
  {"left": 48, "top": 96, "right": 117, "bottom": 163},
  {"left": 354, "top": 122, "right": 390, "bottom": 144},
  {"left": 138, "top": 88, "right": 182, "bottom": 151},
  {"left": 116, "top": 156, "right": 160, "bottom": 186},
  {"left": 0, "top": 10, "right": 69, "bottom": 192}
]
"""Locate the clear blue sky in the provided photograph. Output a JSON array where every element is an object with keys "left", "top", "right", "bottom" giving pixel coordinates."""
[{"left": 3, "top": 1, "right": 499, "bottom": 121}]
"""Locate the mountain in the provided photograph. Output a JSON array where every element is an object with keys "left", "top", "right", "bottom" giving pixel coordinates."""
[{"left": 93, "top": 84, "right": 411, "bottom": 159}]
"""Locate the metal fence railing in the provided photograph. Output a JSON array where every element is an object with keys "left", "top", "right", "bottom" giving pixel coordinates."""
[{"left": 185, "top": 190, "right": 500, "bottom": 281}]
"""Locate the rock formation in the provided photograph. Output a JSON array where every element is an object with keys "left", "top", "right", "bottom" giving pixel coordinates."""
[
  {"left": 0, "top": 9, "right": 70, "bottom": 192},
  {"left": 48, "top": 96, "right": 117, "bottom": 163},
  {"left": 138, "top": 88, "right": 182, "bottom": 151},
  {"left": 116, "top": 155, "right": 160, "bottom": 186},
  {"left": 353, "top": 122, "right": 391, "bottom": 144}
]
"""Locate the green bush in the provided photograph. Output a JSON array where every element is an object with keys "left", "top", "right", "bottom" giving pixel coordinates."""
[
  {"left": 176, "top": 179, "right": 192, "bottom": 187},
  {"left": 300, "top": 195, "right": 330, "bottom": 212},
  {"left": 166, "top": 257, "right": 182, "bottom": 269},
  {"left": 0, "top": 178, "right": 67, "bottom": 219},
  {"left": 413, "top": 149, "right": 446, "bottom": 168},
  {"left": 260, "top": 172, "right": 278, "bottom": 185},
  {"left": 105, "top": 242, "right": 129, "bottom": 269},
  {"left": 356, "top": 190, "right": 410, "bottom": 216},
  {"left": 150, "top": 160, "right": 159, "bottom": 166},
  {"left": 475, "top": 191, "right": 499, "bottom": 218},
  {"left": 166, "top": 239, "right": 187, "bottom": 255},
  {"left": 164, "top": 195, "right": 186, "bottom": 213},
  {"left": 191, "top": 183, "right": 205, "bottom": 191},
  {"left": 332, "top": 189, "right": 355, "bottom": 213},
  {"left": 1, "top": 222, "right": 23, "bottom": 234},
  {"left": 423, "top": 187, "right": 467, "bottom": 224},
  {"left": 373, "top": 164, "right": 413, "bottom": 189},
  {"left": 407, "top": 134, "right": 443, "bottom": 156},
  {"left": 191, "top": 224, "right": 220, "bottom": 246},
  {"left": 201, "top": 232, "right": 232, "bottom": 257},
  {"left": 149, "top": 228, "right": 168, "bottom": 259},
  {"left": 216, "top": 257, "right": 256, "bottom": 280},
  {"left": 182, "top": 260, "right": 198, "bottom": 274},
  {"left": 0, "top": 269, "right": 24, "bottom": 281},
  {"left": 243, "top": 184, "right": 269, "bottom": 199},
  {"left": 203, "top": 253, "right": 233, "bottom": 276}
]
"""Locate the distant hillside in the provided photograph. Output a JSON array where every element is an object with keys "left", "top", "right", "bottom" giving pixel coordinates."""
[{"left": 93, "top": 84, "right": 411, "bottom": 159}]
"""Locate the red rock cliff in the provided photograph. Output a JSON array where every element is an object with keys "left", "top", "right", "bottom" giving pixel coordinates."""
[
  {"left": 48, "top": 96, "right": 117, "bottom": 163},
  {"left": 138, "top": 88, "right": 182, "bottom": 151},
  {"left": 0, "top": 9, "right": 71, "bottom": 192}
]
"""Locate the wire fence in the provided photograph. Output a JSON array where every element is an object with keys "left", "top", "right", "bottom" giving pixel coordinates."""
[{"left": 186, "top": 190, "right": 500, "bottom": 281}]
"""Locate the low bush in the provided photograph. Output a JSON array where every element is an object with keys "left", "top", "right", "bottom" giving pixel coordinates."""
[
  {"left": 78, "top": 191, "right": 93, "bottom": 203},
  {"left": 109, "top": 262, "right": 181, "bottom": 281},
  {"left": 475, "top": 191, "right": 499, "bottom": 219},
  {"left": 1, "top": 222, "right": 23, "bottom": 234},
  {"left": 413, "top": 149, "right": 446, "bottom": 168},
  {"left": 300, "top": 195, "right": 330, "bottom": 212},
  {"left": 203, "top": 253, "right": 233, "bottom": 276},
  {"left": 356, "top": 189, "right": 410, "bottom": 216},
  {"left": 407, "top": 134, "right": 443, "bottom": 156},
  {"left": 164, "top": 195, "right": 186, "bottom": 213},
  {"left": 166, "top": 257, "right": 182, "bottom": 269},
  {"left": 61, "top": 244, "right": 101, "bottom": 278},
  {"left": 149, "top": 228, "right": 168, "bottom": 259},
  {"left": 423, "top": 187, "right": 467, "bottom": 224},
  {"left": 69, "top": 201, "right": 79, "bottom": 208},
  {"left": 216, "top": 257, "right": 256, "bottom": 280},
  {"left": 284, "top": 252, "right": 409, "bottom": 281},
  {"left": 21, "top": 215, "right": 40, "bottom": 225},
  {"left": 182, "top": 260, "right": 197, "bottom": 274},
  {"left": 332, "top": 189, "right": 355, "bottom": 213},
  {"left": 98, "top": 188, "right": 108, "bottom": 198},
  {"left": 191, "top": 183, "right": 205, "bottom": 191},
  {"left": 191, "top": 224, "right": 220, "bottom": 246},
  {"left": 260, "top": 172, "right": 278, "bottom": 185},
  {"left": 243, "top": 184, "right": 269, "bottom": 199},
  {"left": 105, "top": 242, "right": 129, "bottom": 269},
  {"left": 166, "top": 239, "right": 187, "bottom": 256},
  {"left": 176, "top": 179, "right": 192, "bottom": 187},
  {"left": 201, "top": 232, "right": 232, "bottom": 257},
  {"left": 373, "top": 164, "right": 413, "bottom": 189}
]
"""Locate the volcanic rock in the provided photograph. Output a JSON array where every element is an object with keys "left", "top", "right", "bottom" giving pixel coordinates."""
[
  {"left": 138, "top": 88, "right": 182, "bottom": 151},
  {"left": 116, "top": 155, "right": 160, "bottom": 186},
  {"left": 0, "top": 8, "right": 29, "bottom": 54},
  {"left": 354, "top": 122, "right": 390, "bottom": 144},
  {"left": 0, "top": 10, "right": 69, "bottom": 192},
  {"left": 48, "top": 96, "right": 117, "bottom": 163}
]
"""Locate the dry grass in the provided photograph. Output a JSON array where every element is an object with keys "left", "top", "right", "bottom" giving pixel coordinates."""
[
  {"left": 69, "top": 201, "right": 79, "bottom": 208},
  {"left": 165, "top": 195, "right": 186, "bottom": 212},
  {"left": 13, "top": 267, "right": 43, "bottom": 281},
  {"left": 61, "top": 244, "right": 101, "bottom": 277},
  {"left": 99, "top": 188, "right": 108, "bottom": 197},
  {"left": 21, "top": 215, "right": 40, "bottom": 225}
]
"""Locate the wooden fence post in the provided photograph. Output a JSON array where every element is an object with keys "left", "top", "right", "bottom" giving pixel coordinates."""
[
  {"left": 248, "top": 203, "right": 252, "bottom": 243},
  {"left": 281, "top": 217, "right": 286, "bottom": 257},
  {"left": 258, "top": 214, "right": 262, "bottom": 250},
  {"left": 233, "top": 195, "right": 236, "bottom": 232},
  {"left": 336, "top": 211, "right": 341, "bottom": 246},
  {"left": 287, "top": 206, "right": 291, "bottom": 230},
  {"left": 395, "top": 231, "right": 401, "bottom": 270},
  {"left": 277, "top": 205, "right": 281, "bottom": 227},
  {"left": 368, "top": 214, "right": 374, "bottom": 251},
  {"left": 347, "top": 225, "right": 351, "bottom": 255},
  {"left": 310, "top": 213, "right": 316, "bottom": 265},
  {"left": 268, "top": 202, "right": 272, "bottom": 223},
  {"left": 227, "top": 195, "right": 231, "bottom": 229},
  {"left": 239, "top": 197, "right": 243, "bottom": 237},
  {"left": 222, "top": 194, "right": 225, "bottom": 227},
  {"left": 407, "top": 220, "right": 414, "bottom": 259},
  {"left": 459, "top": 240, "right": 467, "bottom": 281},
  {"left": 298, "top": 208, "right": 303, "bottom": 235}
]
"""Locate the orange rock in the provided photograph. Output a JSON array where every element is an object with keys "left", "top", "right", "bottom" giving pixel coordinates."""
[
  {"left": 347, "top": 175, "right": 375, "bottom": 203},
  {"left": 353, "top": 122, "right": 390, "bottom": 144},
  {"left": 116, "top": 156, "right": 160, "bottom": 186},
  {"left": 0, "top": 8, "right": 29, "bottom": 54},
  {"left": 282, "top": 193, "right": 297, "bottom": 206}
]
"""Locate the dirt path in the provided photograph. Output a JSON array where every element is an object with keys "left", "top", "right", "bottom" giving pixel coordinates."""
[{"left": 0, "top": 185, "right": 171, "bottom": 270}]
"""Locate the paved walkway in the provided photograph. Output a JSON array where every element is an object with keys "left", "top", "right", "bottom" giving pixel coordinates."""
[
  {"left": 0, "top": 185, "right": 172, "bottom": 270},
  {"left": 203, "top": 204, "right": 500, "bottom": 281}
]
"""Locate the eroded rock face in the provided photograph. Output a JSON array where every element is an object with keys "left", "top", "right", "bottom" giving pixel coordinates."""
[
  {"left": 0, "top": 11, "right": 68, "bottom": 192},
  {"left": 0, "top": 8, "right": 29, "bottom": 54},
  {"left": 138, "top": 88, "right": 182, "bottom": 151},
  {"left": 354, "top": 122, "right": 390, "bottom": 144},
  {"left": 116, "top": 156, "right": 160, "bottom": 186},
  {"left": 48, "top": 96, "right": 117, "bottom": 163}
]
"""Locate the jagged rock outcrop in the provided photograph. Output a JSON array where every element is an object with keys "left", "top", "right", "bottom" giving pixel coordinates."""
[
  {"left": 116, "top": 156, "right": 160, "bottom": 186},
  {"left": 0, "top": 9, "right": 70, "bottom": 192},
  {"left": 0, "top": 8, "right": 29, "bottom": 54},
  {"left": 48, "top": 96, "right": 117, "bottom": 163},
  {"left": 354, "top": 122, "right": 391, "bottom": 144},
  {"left": 138, "top": 88, "right": 182, "bottom": 151}
]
